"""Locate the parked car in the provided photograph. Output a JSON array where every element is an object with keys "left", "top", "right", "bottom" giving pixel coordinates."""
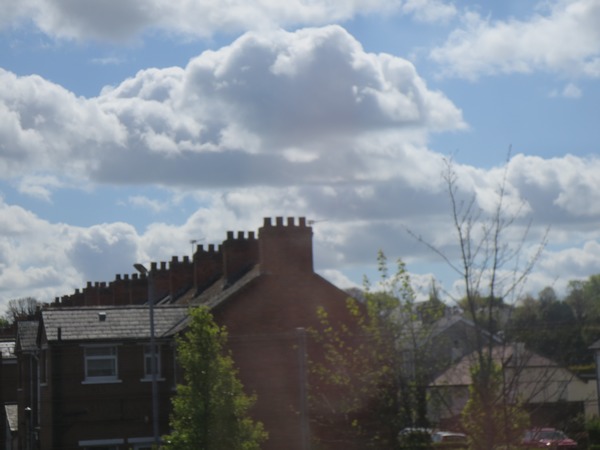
[
  {"left": 431, "top": 431, "right": 468, "bottom": 448},
  {"left": 521, "top": 428, "right": 577, "bottom": 449}
]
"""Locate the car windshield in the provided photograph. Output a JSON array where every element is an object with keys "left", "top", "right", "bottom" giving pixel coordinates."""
[{"left": 535, "top": 430, "right": 566, "bottom": 440}]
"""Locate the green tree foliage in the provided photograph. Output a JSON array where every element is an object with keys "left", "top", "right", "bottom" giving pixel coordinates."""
[
  {"left": 163, "top": 306, "right": 267, "bottom": 450},
  {"left": 508, "top": 286, "right": 589, "bottom": 366},
  {"left": 570, "top": 275, "right": 600, "bottom": 350},
  {"left": 461, "top": 360, "right": 529, "bottom": 450},
  {"left": 310, "top": 251, "right": 442, "bottom": 449},
  {"left": 506, "top": 273, "right": 600, "bottom": 368},
  {"left": 416, "top": 280, "right": 446, "bottom": 325}
]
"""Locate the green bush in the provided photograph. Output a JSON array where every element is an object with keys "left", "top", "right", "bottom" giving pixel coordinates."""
[
  {"left": 587, "top": 417, "right": 600, "bottom": 444},
  {"left": 398, "top": 430, "right": 432, "bottom": 450}
]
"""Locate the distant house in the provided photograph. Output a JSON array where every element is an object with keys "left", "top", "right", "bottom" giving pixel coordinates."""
[
  {"left": 429, "top": 343, "right": 598, "bottom": 428},
  {"left": 1, "top": 338, "right": 17, "bottom": 450},
  {"left": 588, "top": 339, "right": 600, "bottom": 418},
  {"left": 14, "top": 321, "right": 38, "bottom": 450},
  {"left": 172, "top": 217, "right": 356, "bottom": 450},
  {"left": 11, "top": 217, "right": 357, "bottom": 450},
  {"left": 425, "top": 313, "right": 503, "bottom": 373},
  {"left": 35, "top": 306, "right": 187, "bottom": 450}
]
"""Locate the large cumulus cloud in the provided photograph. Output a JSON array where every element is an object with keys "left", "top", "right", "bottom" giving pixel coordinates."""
[{"left": 0, "top": 26, "right": 466, "bottom": 190}]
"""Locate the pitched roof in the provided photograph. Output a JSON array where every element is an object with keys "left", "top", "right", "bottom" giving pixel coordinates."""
[
  {"left": 432, "top": 344, "right": 558, "bottom": 387},
  {"left": 17, "top": 321, "right": 39, "bottom": 352},
  {"left": 429, "top": 314, "right": 502, "bottom": 343},
  {"left": 169, "top": 265, "right": 262, "bottom": 335},
  {"left": 5, "top": 404, "right": 18, "bottom": 432},
  {"left": 194, "top": 265, "right": 261, "bottom": 309},
  {"left": 42, "top": 306, "right": 188, "bottom": 342}
]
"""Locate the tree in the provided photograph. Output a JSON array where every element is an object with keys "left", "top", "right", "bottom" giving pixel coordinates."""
[
  {"left": 163, "top": 306, "right": 267, "bottom": 450},
  {"left": 310, "top": 252, "right": 445, "bottom": 449},
  {"left": 4, "top": 297, "right": 40, "bottom": 323},
  {"left": 508, "top": 287, "right": 588, "bottom": 367},
  {"left": 417, "top": 280, "right": 446, "bottom": 325},
  {"left": 461, "top": 361, "right": 529, "bottom": 450},
  {"left": 410, "top": 155, "right": 547, "bottom": 448},
  {"left": 567, "top": 275, "right": 600, "bottom": 352}
]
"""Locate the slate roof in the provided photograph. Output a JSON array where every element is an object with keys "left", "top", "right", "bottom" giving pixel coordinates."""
[
  {"left": 5, "top": 404, "right": 18, "bottom": 432},
  {"left": 169, "top": 265, "right": 261, "bottom": 335},
  {"left": 194, "top": 265, "right": 261, "bottom": 309},
  {"left": 42, "top": 306, "right": 189, "bottom": 342},
  {"left": 429, "top": 314, "right": 502, "bottom": 343},
  {"left": 17, "top": 321, "right": 39, "bottom": 352},
  {"left": 432, "top": 344, "right": 558, "bottom": 387}
]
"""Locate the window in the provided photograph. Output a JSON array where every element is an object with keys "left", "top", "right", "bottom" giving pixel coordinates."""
[
  {"left": 143, "top": 344, "right": 161, "bottom": 380},
  {"left": 84, "top": 346, "right": 119, "bottom": 383}
]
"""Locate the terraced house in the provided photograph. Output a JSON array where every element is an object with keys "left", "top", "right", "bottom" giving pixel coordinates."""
[{"left": 3, "top": 217, "right": 356, "bottom": 450}]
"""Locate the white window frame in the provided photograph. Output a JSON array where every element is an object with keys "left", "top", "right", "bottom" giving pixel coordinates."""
[
  {"left": 142, "top": 343, "right": 162, "bottom": 381},
  {"left": 82, "top": 344, "right": 121, "bottom": 384}
]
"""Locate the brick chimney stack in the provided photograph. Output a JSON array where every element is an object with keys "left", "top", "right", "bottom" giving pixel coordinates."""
[
  {"left": 258, "top": 217, "right": 313, "bottom": 274},
  {"left": 222, "top": 231, "right": 259, "bottom": 285},
  {"left": 193, "top": 244, "right": 223, "bottom": 292}
]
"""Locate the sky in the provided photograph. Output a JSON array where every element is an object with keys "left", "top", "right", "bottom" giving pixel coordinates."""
[{"left": 0, "top": 0, "right": 599, "bottom": 314}]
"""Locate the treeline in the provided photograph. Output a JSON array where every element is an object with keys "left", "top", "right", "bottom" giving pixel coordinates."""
[{"left": 462, "top": 274, "right": 600, "bottom": 370}]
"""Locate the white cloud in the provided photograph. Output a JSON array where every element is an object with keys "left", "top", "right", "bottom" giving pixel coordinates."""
[
  {"left": 90, "top": 56, "right": 126, "bottom": 66},
  {"left": 549, "top": 82, "right": 582, "bottom": 98},
  {"left": 128, "top": 195, "right": 170, "bottom": 213},
  {"left": 402, "top": 0, "right": 457, "bottom": 23},
  {"left": 17, "top": 175, "right": 64, "bottom": 201},
  {"left": 0, "top": 69, "right": 127, "bottom": 180},
  {"left": 3, "top": 148, "right": 600, "bottom": 314},
  {"left": 507, "top": 153, "right": 600, "bottom": 217},
  {"left": 0, "top": 26, "right": 465, "bottom": 194},
  {"left": 0, "top": 0, "right": 36, "bottom": 28},
  {"left": 0, "top": 0, "right": 456, "bottom": 42},
  {"left": 1, "top": 15, "right": 600, "bottom": 316},
  {"left": 431, "top": 0, "right": 600, "bottom": 79}
]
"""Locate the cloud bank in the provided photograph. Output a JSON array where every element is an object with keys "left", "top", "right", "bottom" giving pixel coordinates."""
[
  {"left": 430, "top": 0, "right": 600, "bottom": 79},
  {"left": 0, "top": 0, "right": 456, "bottom": 41},
  {"left": 0, "top": 15, "right": 599, "bottom": 312},
  {"left": 0, "top": 26, "right": 465, "bottom": 191}
]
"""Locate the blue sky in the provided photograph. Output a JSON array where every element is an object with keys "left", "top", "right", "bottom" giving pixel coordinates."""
[{"left": 0, "top": 0, "right": 599, "bottom": 313}]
